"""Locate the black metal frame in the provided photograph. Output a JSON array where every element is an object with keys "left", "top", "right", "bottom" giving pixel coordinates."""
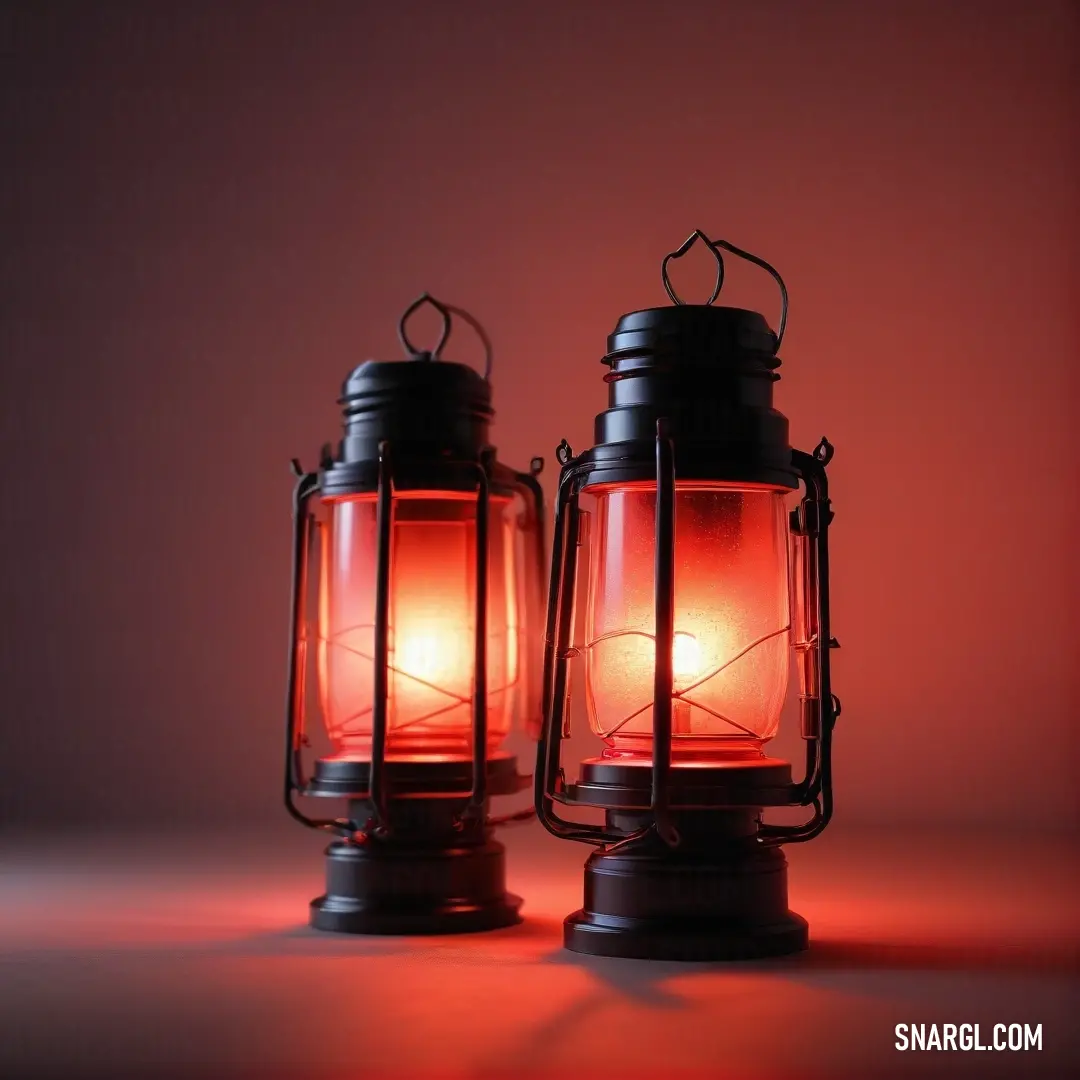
[
  {"left": 534, "top": 427, "right": 839, "bottom": 850},
  {"left": 285, "top": 449, "right": 545, "bottom": 841}
]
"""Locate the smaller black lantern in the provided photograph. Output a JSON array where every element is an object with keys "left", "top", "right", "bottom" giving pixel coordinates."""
[
  {"left": 285, "top": 295, "right": 546, "bottom": 934},
  {"left": 535, "top": 232, "right": 841, "bottom": 960}
]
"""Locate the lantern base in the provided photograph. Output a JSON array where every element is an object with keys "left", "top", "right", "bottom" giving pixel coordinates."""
[
  {"left": 563, "top": 839, "right": 808, "bottom": 961},
  {"left": 309, "top": 836, "right": 522, "bottom": 936},
  {"left": 564, "top": 909, "right": 808, "bottom": 962}
]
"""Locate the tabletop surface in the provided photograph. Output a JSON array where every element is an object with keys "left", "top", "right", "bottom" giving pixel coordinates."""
[{"left": 1, "top": 824, "right": 1076, "bottom": 1080}]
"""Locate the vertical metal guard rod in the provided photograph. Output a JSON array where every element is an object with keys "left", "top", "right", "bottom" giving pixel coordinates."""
[
  {"left": 534, "top": 467, "right": 626, "bottom": 846},
  {"left": 369, "top": 441, "right": 394, "bottom": 833},
  {"left": 546, "top": 487, "right": 579, "bottom": 804},
  {"left": 513, "top": 465, "right": 547, "bottom": 741},
  {"left": 651, "top": 420, "right": 679, "bottom": 847},
  {"left": 283, "top": 465, "right": 350, "bottom": 833},
  {"left": 759, "top": 442, "right": 837, "bottom": 845},
  {"left": 812, "top": 458, "right": 835, "bottom": 826},
  {"left": 467, "top": 462, "right": 491, "bottom": 813},
  {"left": 284, "top": 468, "right": 316, "bottom": 825},
  {"left": 535, "top": 473, "right": 570, "bottom": 824},
  {"left": 285, "top": 472, "right": 315, "bottom": 798},
  {"left": 795, "top": 487, "right": 821, "bottom": 796}
]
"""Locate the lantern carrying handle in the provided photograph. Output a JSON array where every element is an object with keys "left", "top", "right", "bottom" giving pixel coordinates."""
[
  {"left": 398, "top": 292, "right": 495, "bottom": 381},
  {"left": 660, "top": 229, "right": 789, "bottom": 351}
]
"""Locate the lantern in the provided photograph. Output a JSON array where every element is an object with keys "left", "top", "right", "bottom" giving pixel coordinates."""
[
  {"left": 286, "top": 294, "right": 545, "bottom": 934},
  {"left": 536, "top": 231, "right": 840, "bottom": 960}
]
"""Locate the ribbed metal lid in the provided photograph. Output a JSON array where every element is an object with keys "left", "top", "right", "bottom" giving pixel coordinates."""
[{"left": 604, "top": 305, "right": 779, "bottom": 371}]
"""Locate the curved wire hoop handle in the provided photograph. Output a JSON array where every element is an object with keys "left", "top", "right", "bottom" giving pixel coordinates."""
[
  {"left": 660, "top": 229, "right": 790, "bottom": 351},
  {"left": 397, "top": 292, "right": 495, "bottom": 380}
]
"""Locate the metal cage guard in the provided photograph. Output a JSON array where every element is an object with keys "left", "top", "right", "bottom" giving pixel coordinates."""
[
  {"left": 534, "top": 431, "right": 839, "bottom": 850},
  {"left": 284, "top": 462, "right": 350, "bottom": 835},
  {"left": 284, "top": 449, "right": 545, "bottom": 840},
  {"left": 759, "top": 436, "right": 840, "bottom": 845}
]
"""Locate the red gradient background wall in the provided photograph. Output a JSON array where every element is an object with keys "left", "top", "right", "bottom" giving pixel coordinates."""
[{"left": 1, "top": 0, "right": 1076, "bottom": 831}]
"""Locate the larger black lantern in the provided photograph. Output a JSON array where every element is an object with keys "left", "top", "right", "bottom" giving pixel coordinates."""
[
  {"left": 536, "top": 231, "right": 840, "bottom": 960},
  {"left": 286, "top": 295, "right": 545, "bottom": 934}
]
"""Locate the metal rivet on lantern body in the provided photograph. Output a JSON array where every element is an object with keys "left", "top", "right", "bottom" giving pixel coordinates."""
[
  {"left": 534, "top": 231, "right": 839, "bottom": 962},
  {"left": 283, "top": 296, "right": 546, "bottom": 935}
]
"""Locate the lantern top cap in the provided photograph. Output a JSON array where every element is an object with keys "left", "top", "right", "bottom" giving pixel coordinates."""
[
  {"left": 604, "top": 304, "right": 780, "bottom": 370},
  {"left": 340, "top": 355, "right": 492, "bottom": 419},
  {"left": 321, "top": 295, "right": 504, "bottom": 497},
  {"left": 339, "top": 292, "right": 495, "bottom": 417},
  {"left": 584, "top": 236, "right": 797, "bottom": 489}
]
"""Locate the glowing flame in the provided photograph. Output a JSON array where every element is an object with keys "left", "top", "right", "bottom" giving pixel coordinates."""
[
  {"left": 397, "top": 627, "right": 462, "bottom": 683},
  {"left": 672, "top": 631, "right": 702, "bottom": 681}
]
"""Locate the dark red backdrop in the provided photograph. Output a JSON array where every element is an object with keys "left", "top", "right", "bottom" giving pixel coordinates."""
[{"left": 2, "top": 0, "right": 1076, "bottom": 830}]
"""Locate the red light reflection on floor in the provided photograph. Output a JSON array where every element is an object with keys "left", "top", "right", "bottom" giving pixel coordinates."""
[{"left": 0, "top": 828, "right": 1076, "bottom": 1080}]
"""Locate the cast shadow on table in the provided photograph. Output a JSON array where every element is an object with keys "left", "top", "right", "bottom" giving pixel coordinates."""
[
  {"left": 538, "top": 934, "right": 1079, "bottom": 995},
  {"left": 213, "top": 912, "right": 568, "bottom": 958},
  {"left": 490, "top": 939, "right": 1080, "bottom": 1080},
  {"left": 780, "top": 937, "right": 1079, "bottom": 975},
  {"left": 214, "top": 919, "right": 1079, "bottom": 980}
]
